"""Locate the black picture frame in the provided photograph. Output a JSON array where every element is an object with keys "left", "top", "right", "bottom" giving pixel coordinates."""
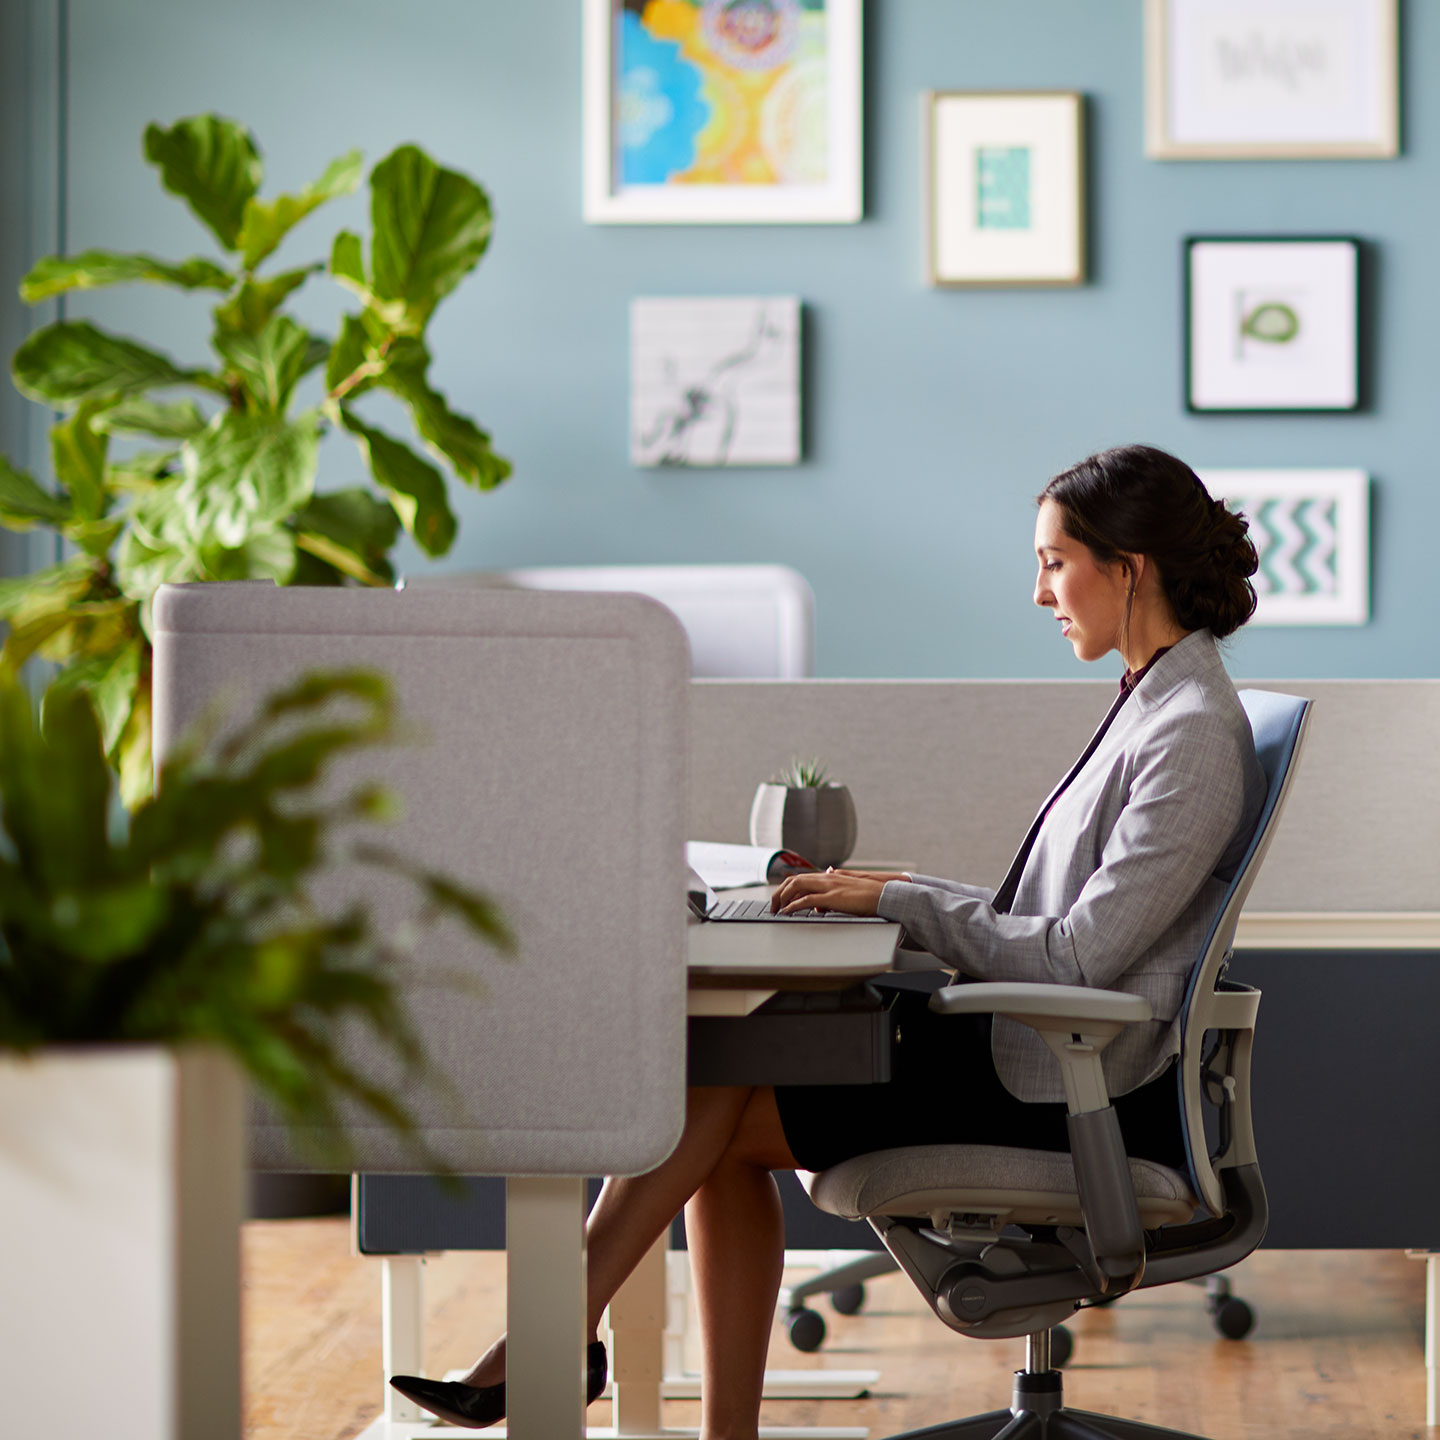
[{"left": 1183, "top": 236, "right": 1363, "bottom": 415}]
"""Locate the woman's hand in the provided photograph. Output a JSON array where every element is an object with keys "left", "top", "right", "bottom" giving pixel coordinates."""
[{"left": 771, "top": 868, "right": 887, "bottom": 916}]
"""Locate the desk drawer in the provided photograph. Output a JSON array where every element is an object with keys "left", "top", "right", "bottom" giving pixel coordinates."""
[{"left": 688, "top": 989, "right": 894, "bottom": 1086}]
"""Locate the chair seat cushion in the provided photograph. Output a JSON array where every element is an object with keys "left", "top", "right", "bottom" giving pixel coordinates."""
[{"left": 804, "top": 1143, "right": 1197, "bottom": 1229}]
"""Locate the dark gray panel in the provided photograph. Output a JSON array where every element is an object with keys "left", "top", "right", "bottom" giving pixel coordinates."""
[{"left": 1231, "top": 949, "right": 1440, "bottom": 1248}]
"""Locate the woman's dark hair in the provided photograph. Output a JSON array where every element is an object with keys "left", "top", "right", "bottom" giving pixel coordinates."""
[{"left": 1038, "top": 445, "right": 1259, "bottom": 638}]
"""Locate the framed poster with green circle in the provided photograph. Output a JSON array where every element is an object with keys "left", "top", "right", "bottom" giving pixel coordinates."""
[{"left": 1185, "top": 236, "right": 1360, "bottom": 412}]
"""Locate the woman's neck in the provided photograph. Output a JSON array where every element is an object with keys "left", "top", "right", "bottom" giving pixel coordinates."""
[{"left": 1120, "top": 619, "right": 1190, "bottom": 675}]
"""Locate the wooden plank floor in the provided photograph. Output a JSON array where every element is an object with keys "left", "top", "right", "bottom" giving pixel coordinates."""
[{"left": 242, "top": 1220, "right": 1430, "bottom": 1439}]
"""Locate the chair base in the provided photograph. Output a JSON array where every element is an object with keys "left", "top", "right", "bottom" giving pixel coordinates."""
[{"left": 885, "top": 1369, "right": 1210, "bottom": 1440}]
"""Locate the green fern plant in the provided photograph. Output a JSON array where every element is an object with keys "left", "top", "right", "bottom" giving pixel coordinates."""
[
  {"left": 0, "top": 114, "right": 510, "bottom": 805},
  {"left": 0, "top": 665, "right": 511, "bottom": 1162}
]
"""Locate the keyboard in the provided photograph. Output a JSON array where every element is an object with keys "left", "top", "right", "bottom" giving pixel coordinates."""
[{"left": 707, "top": 898, "right": 888, "bottom": 923}]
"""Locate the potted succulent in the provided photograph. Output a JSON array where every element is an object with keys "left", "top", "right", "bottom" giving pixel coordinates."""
[
  {"left": 0, "top": 113, "right": 510, "bottom": 806},
  {"left": 749, "top": 756, "right": 858, "bottom": 870},
  {"left": 0, "top": 665, "right": 510, "bottom": 1438}
]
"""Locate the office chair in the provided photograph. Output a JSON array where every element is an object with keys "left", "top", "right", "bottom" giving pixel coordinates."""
[{"left": 799, "top": 689, "right": 1312, "bottom": 1438}]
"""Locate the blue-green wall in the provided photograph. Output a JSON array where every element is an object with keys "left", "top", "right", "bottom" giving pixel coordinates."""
[{"left": 4, "top": 0, "right": 1437, "bottom": 678}]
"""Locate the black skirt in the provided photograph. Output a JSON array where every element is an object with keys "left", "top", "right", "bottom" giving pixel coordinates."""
[{"left": 774, "top": 987, "right": 1187, "bottom": 1174}]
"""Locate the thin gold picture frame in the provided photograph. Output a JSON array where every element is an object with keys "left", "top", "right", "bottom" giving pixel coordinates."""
[
  {"left": 1145, "top": 0, "right": 1399, "bottom": 160},
  {"left": 926, "top": 90, "right": 1086, "bottom": 290}
]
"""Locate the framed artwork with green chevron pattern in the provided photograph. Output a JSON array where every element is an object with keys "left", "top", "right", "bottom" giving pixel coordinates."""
[
  {"left": 1185, "top": 237, "right": 1360, "bottom": 412},
  {"left": 1201, "top": 468, "right": 1369, "bottom": 626}
]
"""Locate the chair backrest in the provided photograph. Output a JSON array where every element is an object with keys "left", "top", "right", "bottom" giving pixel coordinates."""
[
  {"left": 409, "top": 563, "right": 814, "bottom": 678},
  {"left": 151, "top": 581, "right": 691, "bottom": 1178},
  {"left": 1177, "top": 689, "right": 1313, "bottom": 1213}
]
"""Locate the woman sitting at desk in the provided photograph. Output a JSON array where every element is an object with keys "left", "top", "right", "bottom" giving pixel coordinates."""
[{"left": 390, "top": 444, "right": 1266, "bottom": 1437}]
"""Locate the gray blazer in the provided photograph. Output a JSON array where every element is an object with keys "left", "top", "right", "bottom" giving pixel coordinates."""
[{"left": 878, "top": 629, "right": 1265, "bottom": 1104}]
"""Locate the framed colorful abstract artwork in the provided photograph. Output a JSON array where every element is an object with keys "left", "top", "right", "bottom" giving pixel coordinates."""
[
  {"left": 1201, "top": 469, "right": 1370, "bottom": 626},
  {"left": 630, "top": 296, "right": 801, "bottom": 466},
  {"left": 583, "top": 0, "right": 862, "bottom": 224},
  {"left": 1185, "top": 237, "right": 1360, "bottom": 412},
  {"left": 1145, "top": 0, "right": 1398, "bottom": 159},
  {"left": 927, "top": 91, "right": 1085, "bottom": 287}
]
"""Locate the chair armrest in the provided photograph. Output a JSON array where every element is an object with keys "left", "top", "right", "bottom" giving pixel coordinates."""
[
  {"left": 928, "top": 981, "right": 1153, "bottom": 1028},
  {"left": 930, "top": 981, "right": 1152, "bottom": 1286},
  {"left": 928, "top": 982, "right": 1151, "bottom": 1116}
]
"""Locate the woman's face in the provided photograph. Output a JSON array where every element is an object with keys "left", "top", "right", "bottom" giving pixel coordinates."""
[{"left": 1033, "top": 499, "right": 1131, "bottom": 663}]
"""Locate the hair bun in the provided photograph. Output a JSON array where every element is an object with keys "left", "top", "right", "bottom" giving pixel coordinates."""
[{"left": 1040, "top": 446, "right": 1258, "bottom": 638}]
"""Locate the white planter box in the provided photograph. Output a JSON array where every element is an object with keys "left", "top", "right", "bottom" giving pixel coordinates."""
[{"left": 0, "top": 1045, "right": 245, "bottom": 1440}]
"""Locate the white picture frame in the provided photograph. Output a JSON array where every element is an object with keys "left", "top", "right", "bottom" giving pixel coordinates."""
[
  {"left": 1186, "top": 237, "right": 1360, "bottom": 413},
  {"left": 630, "top": 296, "right": 801, "bottom": 467},
  {"left": 1145, "top": 0, "right": 1399, "bottom": 160},
  {"left": 926, "top": 91, "right": 1085, "bottom": 288},
  {"left": 582, "top": 0, "right": 862, "bottom": 225},
  {"left": 1202, "top": 469, "right": 1370, "bottom": 626}
]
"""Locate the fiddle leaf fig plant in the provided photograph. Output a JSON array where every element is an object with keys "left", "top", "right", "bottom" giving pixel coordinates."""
[
  {"left": 0, "top": 115, "right": 511, "bottom": 805},
  {"left": 0, "top": 664, "right": 513, "bottom": 1164}
]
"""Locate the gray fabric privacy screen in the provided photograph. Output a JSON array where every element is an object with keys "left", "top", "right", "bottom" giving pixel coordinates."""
[{"left": 152, "top": 583, "right": 691, "bottom": 1177}]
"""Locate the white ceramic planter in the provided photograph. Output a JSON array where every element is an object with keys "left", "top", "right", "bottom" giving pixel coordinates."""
[{"left": 0, "top": 1044, "right": 245, "bottom": 1440}]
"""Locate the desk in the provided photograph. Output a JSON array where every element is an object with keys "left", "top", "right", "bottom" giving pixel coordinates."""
[{"left": 360, "top": 906, "right": 902, "bottom": 1440}]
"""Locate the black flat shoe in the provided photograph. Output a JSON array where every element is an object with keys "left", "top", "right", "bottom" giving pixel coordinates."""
[{"left": 389, "top": 1339, "right": 608, "bottom": 1428}]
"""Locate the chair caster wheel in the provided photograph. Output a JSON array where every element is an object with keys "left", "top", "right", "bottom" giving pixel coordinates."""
[
  {"left": 831, "top": 1283, "right": 866, "bottom": 1316},
  {"left": 1049, "top": 1324, "right": 1074, "bottom": 1368},
  {"left": 788, "top": 1306, "right": 826, "bottom": 1352},
  {"left": 1211, "top": 1296, "right": 1254, "bottom": 1339}
]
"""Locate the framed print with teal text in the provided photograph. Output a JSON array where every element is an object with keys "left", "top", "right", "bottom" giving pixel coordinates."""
[{"left": 927, "top": 91, "right": 1085, "bottom": 287}]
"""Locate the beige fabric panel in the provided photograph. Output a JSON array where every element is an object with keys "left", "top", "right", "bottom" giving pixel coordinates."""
[
  {"left": 153, "top": 583, "right": 691, "bottom": 1176},
  {"left": 690, "top": 679, "right": 1440, "bottom": 913}
]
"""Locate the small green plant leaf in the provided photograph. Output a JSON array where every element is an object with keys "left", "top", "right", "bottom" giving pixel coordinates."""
[
  {"left": 178, "top": 411, "right": 320, "bottom": 543},
  {"left": 20, "top": 250, "right": 234, "bottom": 303},
  {"left": 212, "top": 313, "right": 317, "bottom": 414},
  {"left": 45, "top": 638, "right": 145, "bottom": 755},
  {"left": 291, "top": 488, "right": 400, "bottom": 585},
  {"left": 330, "top": 230, "right": 367, "bottom": 297},
  {"left": 143, "top": 115, "right": 263, "bottom": 252},
  {"left": 325, "top": 313, "right": 378, "bottom": 400},
  {"left": 383, "top": 340, "right": 512, "bottom": 491},
  {"left": 368, "top": 145, "right": 493, "bottom": 332},
  {"left": 50, "top": 402, "right": 110, "bottom": 522},
  {"left": 0, "top": 556, "right": 93, "bottom": 625},
  {"left": 95, "top": 397, "right": 209, "bottom": 440},
  {"left": 195, "top": 525, "right": 298, "bottom": 585},
  {"left": 12, "top": 320, "right": 212, "bottom": 409},
  {"left": 0, "top": 454, "right": 72, "bottom": 529},
  {"left": 237, "top": 149, "right": 364, "bottom": 270},
  {"left": 211, "top": 265, "right": 320, "bottom": 337},
  {"left": 339, "top": 409, "right": 456, "bottom": 556}
]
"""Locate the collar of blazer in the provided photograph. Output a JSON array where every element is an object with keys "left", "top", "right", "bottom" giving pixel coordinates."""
[{"left": 1125, "top": 628, "right": 1223, "bottom": 715}]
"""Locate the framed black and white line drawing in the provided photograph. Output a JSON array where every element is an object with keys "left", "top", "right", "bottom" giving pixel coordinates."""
[
  {"left": 630, "top": 296, "right": 801, "bottom": 467},
  {"left": 1202, "top": 469, "right": 1370, "bottom": 626},
  {"left": 927, "top": 91, "right": 1085, "bottom": 287},
  {"left": 1145, "top": 0, "right": 1398, "bottom": 159},
  {"left": 1185, "top": 237, "right": 1360, "bottom": 413}
]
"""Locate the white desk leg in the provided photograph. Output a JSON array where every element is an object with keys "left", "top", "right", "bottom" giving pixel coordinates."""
[
  {"left": 383, "top": 1255, "right": 426, "bottom": 1424},
  {"left": 507, "top": 1176, "right": 589, "bottom": 1440},
  {"left": 608, "top": 1230, "right": 668, "bottom": 1432},
  {"left": 1427, "top": 1252, "right": 1437, "bottom": 1429}
]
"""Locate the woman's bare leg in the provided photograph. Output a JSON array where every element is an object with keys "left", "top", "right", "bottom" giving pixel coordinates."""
[
  {"left": 686, "top": 1085, "right": 796, "bottom": 1440},
  {"left": 459, "top": 1083, "right": 796, "bottom": 1398}
]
